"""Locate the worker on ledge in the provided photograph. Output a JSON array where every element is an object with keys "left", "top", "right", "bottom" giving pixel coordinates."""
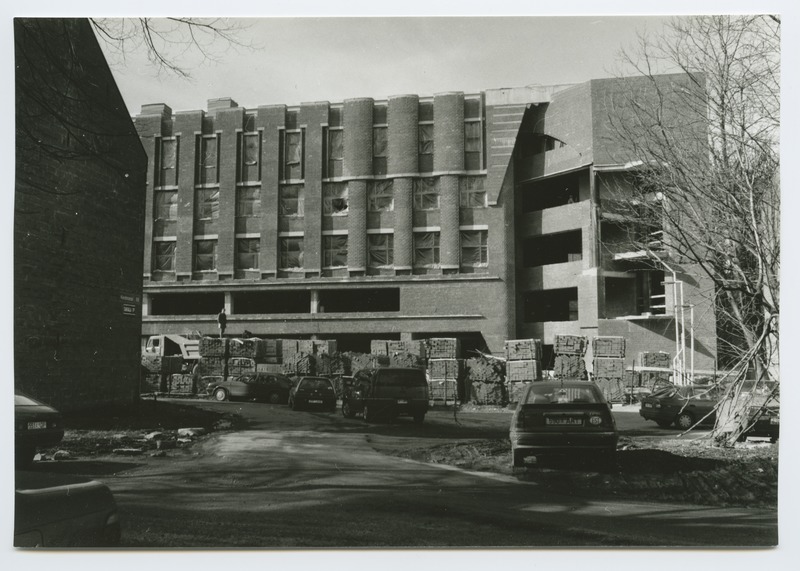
[{"left": 217, "top": 308, "right": 227, "bottom": 339}]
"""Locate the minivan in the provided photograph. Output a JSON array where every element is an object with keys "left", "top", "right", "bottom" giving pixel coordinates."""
[{"left": 342, "top": 367, "right": 429, "bottom": 423}]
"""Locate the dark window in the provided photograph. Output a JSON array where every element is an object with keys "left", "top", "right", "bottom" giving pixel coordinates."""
[
  {"left": 198, "top": 135, "right": 219, "bottom": 184},
  {"left": 459, "top": 177, "right": 486, "bottom": 208},
  {"left": 153, "top": 241, "right": 176, "bottom": 271},
  {"left": 236, "top": 187, "right": 261, "bottom": 218},
  {"left": 279, "top": 237, "right": 304, "bottom": 269},
  {"left": 368, "top": 234, "right": 394, "bottom": 267},
  {"left": 236, "top": 238, "right": 260, "bottom": 270},
  {"left": 322, "top": 235, "right": 348, "bottom": 268},
  {"left": 279, "top": 185, "right": 304, "bottom": 216},
  {"left": 195, "top": 189, "right": 219, "bottom": 220},
  {"left": 413, "top": 232, "right": 440, "bottom": 266},
  {"left": 194, "top": 240, "right": 217, "bottom": 271},
  {"left": 460, "top": 230, "right": 488, "bottom": 266},
  {"left": 154, "top": 190, "right": 178, "bottom": 220},
  {"left": 158, "top": 137, "right": 178, "bottom": 186},
  {"left": 373, "top": 126, "right": 387, "bottom": 175},
  {"left": 368, "top": 180, "right": 394, "bottom": 211},
  {"left": 413, "top": 178, "right": 439, "bottom": 210},
  {"left": 282, "top": 130, "right": 304, "bottom": 180},
  {"left": 418, "top": 123, "right": 433, "bottom": 172},
  {"left": 323, "top": 183, "right": 349, "bottom": 215},
  {"left": 523, "top": 288, "right": 579, "bottom": 323},
  {"left": 327, "top": 128, "right": 343, "bottom": 178},
  {"left": 240, "top": 131, "right": 261, "bottom": 182}
]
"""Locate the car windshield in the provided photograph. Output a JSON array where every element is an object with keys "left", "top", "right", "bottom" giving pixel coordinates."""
[
  {"left": 300, "top": 379, "right": 332, "bottom": 390},
  {"left": 376, "top": 371, "right": 427, "bottom": 387},
  {"left": 522, "top": 384, "right": 602, "bottom": 405},
  {"left": 14, "top": 394, "right": 40, "bottom": 406}
]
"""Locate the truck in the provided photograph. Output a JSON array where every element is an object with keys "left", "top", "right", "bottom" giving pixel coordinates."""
[{"left": 141, "top": 333, "right": 201, "bottom": 376}]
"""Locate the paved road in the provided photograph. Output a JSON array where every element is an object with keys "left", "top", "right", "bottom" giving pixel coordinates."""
[{"left": 29, "top": 401, "right": 776, "bottom": 547}]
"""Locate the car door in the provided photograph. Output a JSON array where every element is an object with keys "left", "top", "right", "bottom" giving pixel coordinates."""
[{"left": 230, "top": 375, "right": 252, "bottom": 398}]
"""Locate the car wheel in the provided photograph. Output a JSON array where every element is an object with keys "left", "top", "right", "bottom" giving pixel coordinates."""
[
  {"left": 655, "top": 420, "right": 673, "bottom": 428},
  {"left": 675, "top": 412, "right": 694, "bottom": 430},
  {"left": 214, "top": 388, "right": 228, "bottom": 402},
  {"left": 267, "top": 392, "right": 281, "bottom": 405},
  {"left": 413, "top": 413, "right": 425, "bottom": 424}
]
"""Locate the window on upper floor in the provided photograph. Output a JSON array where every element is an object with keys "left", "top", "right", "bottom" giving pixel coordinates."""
[
  {"left": 413, "top": 177, "right": 439, "bottom": 210},
  {"left": 195, "top": 188, "right": 219, "bottom": 220},
  {"left": 323, "top": 183, "right": 349, "bottom": 216},
  {"left": 236, "top": 238, "right": 260, "bottom": 270},
  {"left": 154, "top": 190, "right": 178, "bottom": 221},
  {"left": 157, "top": 137, "right": 178, "bottom": 187},
  {"left": 322, "top": 235, "right": 348, "bottom": 268},
  {"left": 413, "top": 232, "right": 440, "bottom": 267},
  {"left": 460, "top": 230, "right": 488, "bottom": 267},
  {"left": 279, "top": 185, "right": 304, "bottom": 217},
  {"left": 368, "top": 180, "right": 394, "bottom": 212},
  {"left": 464, "top": 97, "right": 484, "bottom": 171},
  {"left": 194, "top": 239, "right": 217, "bottom": 271},
  {"left": 281, "top": 129, "right": 304, "bottom": 181},
  {"left": 373, "top": 125, "right": 388, "bottom": 176},
  {"left": 198, "top": 134, "right": 219, "bottom": 185},
  {"left": 239, "top": 129, "right": 261, "bottom": 182},
  {"left": 326, "top": 127, "right": 344, "bottom": 178},
  {"left": 459, "top": 176, "right": 487, "bottom": 208},
  {"left": 153, "top": 240, "right": 176, "bottom": 272},
  {"left": 279, "top": 237, "right": 304, "bottom": 269},
  {"left": 236, "top": 187, "right": 261, "bottom": 218},
  {"left": 368, "top": 233, "right": 394, "bottom": 267}
]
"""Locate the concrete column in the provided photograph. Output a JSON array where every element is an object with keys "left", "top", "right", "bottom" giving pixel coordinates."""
[
  {"left": 310, "top": 289, "right": 320, "bottom": 314},
  {"left": 388, "top": 95, "right": 419, "bottom": 176},
  {"left": 393, "top": 177, "right": 414, "bottom": 272},
  {"left": 141, "top": 293, "right": 151, "bottom": 317},
  {"left": 173, "top": 110, "right": 204, "bottom": 279},
  {"left": 433, "top": 92, "right": 465, "bottom": 172},
  {"left": 348, "top": 180, "right": 367, "bottom": 273},
  {"left": 224, "top": 292, "right": 233, "bottom": 314},
  {"left": 343, "top": 98, "right": 373, "bottom": 178},
  {"left": 439, "top": 175, "right": 460, "bottom": 270}
]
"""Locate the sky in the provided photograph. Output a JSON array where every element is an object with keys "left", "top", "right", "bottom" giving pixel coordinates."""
[{"left": 100, "top": 15, "right": 673, "bottom": 115}]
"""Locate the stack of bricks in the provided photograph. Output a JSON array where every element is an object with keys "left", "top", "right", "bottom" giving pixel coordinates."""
[
  {"left": 426, "top": 338, "right": 461, "bottom": 404},
  {"left": 639, "top": 351, "right": 672, "bottom": 389},
  {"left": 167, "top": 374, "right": 195, "bottom": 395},
  {"left": 257, "top": 339, "right": 281, "bottom": 364},
  {"left": 465, "top": 357, "right": 506, "bottom": 405},
  {"left": 504, "top": 338, "right": 543, "bottom": 405},
  {"left": 387, "top": 340, "right": 427, "bottom": 360},
  {"left": 370, "top": 340, "right": 392, "bottom": 356},
  {"left": 427, "top": 338, "right": 461, "bottom": 360},
  {"left": 592, "top": 336, "right": 627, "bottom": 401},
  {"left": 282, "top": 352, "right": 315, "bottom": 376},
  {"left": 390, "top": 352, "right": 426, "bottom": 369},
  {"left": 228, "top": 338, "right": 261, "bottom": 359},
  {"left": 553, "top": 334, "right": 588, "bottom": 380},
  {"left": 227, "top": 357, "right": 256, "bottom": 376},
  {"left": 312, "top": 339, "right": 338, "bottom": 355}
]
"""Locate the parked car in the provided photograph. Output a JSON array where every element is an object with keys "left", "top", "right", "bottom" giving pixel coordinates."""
[
  {"left": 342, "top": 367, "right": 429, "bottom": 423},
  {"left": 207, "top": 372, "right": 293, "bottom": 404},
  {"left": 15, "top": 471, "right": 120, "bottom": 547},
  {"left": 509, "top": 380, "right": 618, "bottom": 468},
  {"left": 734, "top": 381, "right": 779, "bottom": 442},
  {"left": 288, "top": 376, "right": 338, "bottom": 412},
  {"left": 639, "top": 384, "right": 721, "bottom": 429},
  {"left": 15, "top": 391, "right": 64, "bottom": 469}
]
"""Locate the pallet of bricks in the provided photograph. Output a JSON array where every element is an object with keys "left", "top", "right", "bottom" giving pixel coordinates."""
[
  {"left": 280, "top": 339, "right": 315, "bottom": 376},
  {"left": 427, "top": 338, "right": 461, "bottom": 404},
  {"left": 592, "top": 336, "right": 626, "bottom": 401},
  {"left": 638, "top": 351, "right": 672, "bottom": 392},
  {"left": 140, "top": 355, "right": 184, "bottom": 394},
  {"left": 465, "top": 356, "right": 506, "bottom": 406},
  {"left": 505, "top": 339, "right": 543, "bottom": 404},
  {"left": 553, "top": 334, "right": 588, "bottom": 380},
  {"left": 196, "top": 337, "right": 230, "bottom": 394}
]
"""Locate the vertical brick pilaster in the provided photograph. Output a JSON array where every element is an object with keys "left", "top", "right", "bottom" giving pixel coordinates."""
[
  {"left": 343, "top": 98, "right": 373, "bottom": 178},
  {"left": 300, "top": 101, "right": 329, "bottom": 275},
  {"left": 388, "top": 95, "right": 419, "bottom": 175},
  {"left": 393, "top": 177, "right": 413, "bottom": 271},
  {"left": 215, "top": 107, "right": 244, "bottom": 278},
  {"left": 347, "top": 180, "right": 367, "bottom": 272},
  {"left": 433, "top": 92, "right": 465, "bottom": 172},
  {"left": 439, "top": 175, "right": 460, "bottom": 269},
  {"left": 173, "top": 111, "right": 204, "bottom": 277},
  {"left": 134, "top": 112, "right": 163, "bottom": 279},
  {"left": 258, "top": 104, "right": 285, "bottom": 277}
]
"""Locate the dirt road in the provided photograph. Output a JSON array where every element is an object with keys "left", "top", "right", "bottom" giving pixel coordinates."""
[{"left": 29, "top": 400, "right": 770, "bottom": 548}]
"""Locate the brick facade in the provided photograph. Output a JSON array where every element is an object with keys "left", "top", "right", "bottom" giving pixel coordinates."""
[{"left": 15, "top": 19, "right": 147, "bottom": 411}]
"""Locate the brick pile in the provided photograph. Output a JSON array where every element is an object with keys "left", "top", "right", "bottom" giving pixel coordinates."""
[
  {"left": 426, "top": 338, "right": 461, "bottom": 359},
  {"left": 387, "top": 340, "right": 427, "bottom": 359},
  {"left": 504, "top": 338, "right": 542, "bottom": 405},
  {"left": 553, "top": 334, "right": 588, "bottom": 380},
  {"left": 639, "top": 351, "right": 672, "bottom": 389},
  {"left": 592, "top": 336, "right": 627, "bottom": 401},
  {"left": 370, "top": 340, "right": 391, "bottom": 356},
  {"left": 390, "top": 352, "right": 426, "bottom": 369},
  {"left": 228, "top": 357, "right": 256, "bottom": 377},
  {"left": 465, "top": 356, "right": 506, "bottom": 405},
  {"left": 312, "top": 339, "right": 338, "bottom": 355},
  {"left": 168, "top": 373, "right": 195, "bottom": 394},
  {"left": 228, "top": 338, "right": 260, "bottom": 359},
  {"left": 199, "top": 337, "right": 228, "bottom": 358},
  {"left": 282, "top": 352, "right": 315, "bottom": 376}
]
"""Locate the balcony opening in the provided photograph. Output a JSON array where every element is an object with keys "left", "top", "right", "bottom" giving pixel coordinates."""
[
  {"left": 522, "top": 230, "right": 582, "bottom": 267},
  {"left": 150, "top": 293, "right": 225, "bottom": 316},
  {"left": 234, "top": 291, "right": 311, "bottom": 314},
  {"left": 604, "top": 271, "right": 666, "bottom": 318},
  {"left": 520, "top": 171, "right": 581, "bottom": 213},
  {"left": 319, "top": 288, "right": 400, "bottom": 313},
  {"left": 523, "top": 287, "right": 578, "bottom": 323}
]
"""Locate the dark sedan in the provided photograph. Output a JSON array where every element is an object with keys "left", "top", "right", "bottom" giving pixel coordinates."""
[
  {"left": 510, "top": 380, "right": 618, "bottom": 468},
  {"left": 15, "top": 391, "right": 64, "bottom": 468},
  {"left": 207, "top": 373, "right": 293, "bottom": 404},
  {"left": 639, "top": 384, "right": 720, "bottom": 429},
  {"left": 288, "top": 376, "right": 337, "bottom": 412}
]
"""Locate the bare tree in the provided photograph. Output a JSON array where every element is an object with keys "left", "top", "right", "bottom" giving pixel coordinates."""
[{"left": 603, "top": 15, "right": 780, "bottom": 446}]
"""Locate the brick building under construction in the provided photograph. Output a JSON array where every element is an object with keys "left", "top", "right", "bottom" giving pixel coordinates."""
[{"left": 135, "top": 74, "right": 717, "bottom": 370}]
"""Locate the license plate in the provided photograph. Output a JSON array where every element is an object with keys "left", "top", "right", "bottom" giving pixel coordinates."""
[
  {"left": 644, "top": 403, "right": 653, "bottom": 408},
  {"left": 27, "top": 421, "right": 47, "bottom": 430},
  {"left": 309, "top": 400, "right": 323, "bottom": 404},
  {"left": 397, "top": 399, "right": 408, "bottom": 405},
  {"left": 545, "top": 417, "right": 583, "bottom": 426}
]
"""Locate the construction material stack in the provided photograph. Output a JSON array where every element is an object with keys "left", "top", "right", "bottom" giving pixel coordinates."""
[
  {"left": 505, "top": 339, "right": 543, "bottom": 404},
  {"left": 592, "top": 336, "right": 627, "bottom": 401},
  {"left": 553, "top": 334, "right": 588, "bottom": 379},
  {"left": 465, "top": 356, "right": 506, "bottom": 405},
  {"left": 427, "top": 338, "right": 462, "bottom": 404},
  {"left": 638, "top": 351, "right": 672, "bottom": 390}
]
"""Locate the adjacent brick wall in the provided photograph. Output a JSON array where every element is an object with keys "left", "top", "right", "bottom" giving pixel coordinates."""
[{"left": 15, "top": 18, "right": 147, "bottom": 411}]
